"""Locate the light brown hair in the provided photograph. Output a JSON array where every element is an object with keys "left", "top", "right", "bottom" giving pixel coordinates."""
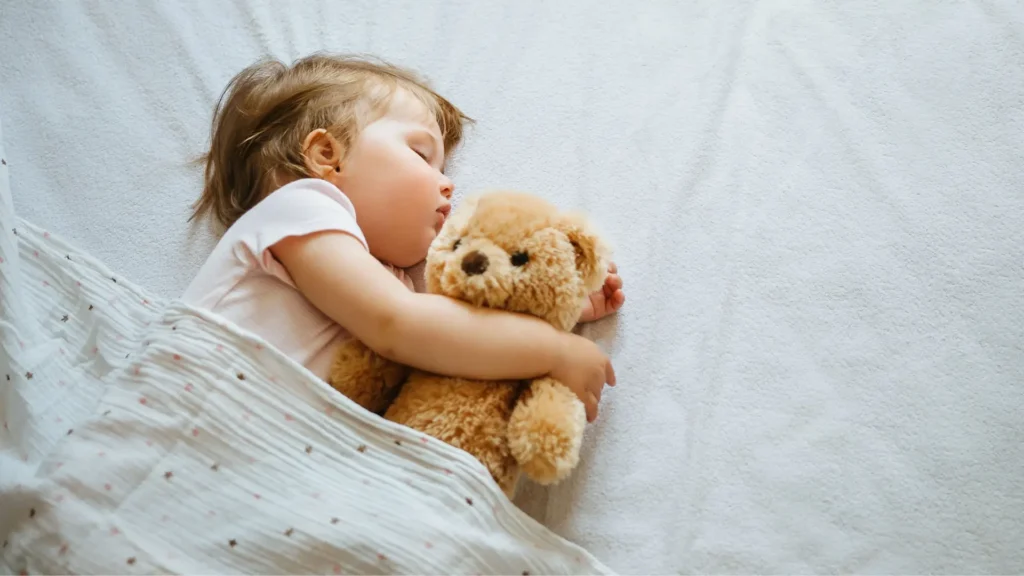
[{"left": 190, "top": 53, "right": 471, "bottom": 229}]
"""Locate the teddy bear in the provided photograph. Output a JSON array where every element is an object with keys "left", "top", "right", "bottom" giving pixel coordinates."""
[{"left": 327, "top": 190, "right": 610, "bottom": 497}]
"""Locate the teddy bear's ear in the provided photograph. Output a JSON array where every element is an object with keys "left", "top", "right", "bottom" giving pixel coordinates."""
[{"left": 559, "top": 215, "right": 609, "bottom": 293}]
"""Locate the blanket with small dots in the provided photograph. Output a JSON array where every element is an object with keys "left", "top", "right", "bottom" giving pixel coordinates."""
[{"left": 0, "top": 123, "right": 611, "bottom": 575}]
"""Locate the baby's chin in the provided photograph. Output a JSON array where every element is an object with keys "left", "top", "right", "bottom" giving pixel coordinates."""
[{"left": 388, "top": 234, "right": 436, "bottom": 269}]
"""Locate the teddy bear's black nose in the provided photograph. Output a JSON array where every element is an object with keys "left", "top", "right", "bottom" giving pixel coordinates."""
[{"left": 461, "top": 250, "right": 489, "bottom": 276}]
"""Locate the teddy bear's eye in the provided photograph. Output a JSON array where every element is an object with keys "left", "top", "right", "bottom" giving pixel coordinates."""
[
  {"left": 452, "top": 238, "right": 462, "bottom": 250},
  {"left": 510, "top": 251, "right": 529, "bottom": 267}
]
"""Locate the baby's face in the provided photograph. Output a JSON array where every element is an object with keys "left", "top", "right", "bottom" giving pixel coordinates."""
[{"left": 334, "top": 89, "right": 454, "bottom": 268}]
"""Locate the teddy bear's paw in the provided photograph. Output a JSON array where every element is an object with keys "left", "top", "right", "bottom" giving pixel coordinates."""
[
  {"left": 507, "top": 377, "right": 587, "bottom": 485},
  {"left": 327, "top": 338, "right": 408, "bottom": 414}
]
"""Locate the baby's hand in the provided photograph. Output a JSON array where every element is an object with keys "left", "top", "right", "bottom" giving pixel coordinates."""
[
  {"left": 578, "top": 261, "right": 625, "bottom": 324},
  {"left": 551, "top": 332, "right": 616, "bottom": 422}
]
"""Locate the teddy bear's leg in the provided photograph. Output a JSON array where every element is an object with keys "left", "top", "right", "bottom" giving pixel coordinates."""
[
  {"left": 327, "top": 338, "right": 409, "bottom": 414},
  {"left": 507, "top": 377, "right": 587, "bottom": 486},
  {"left": 385, "top": 372, "right": 522, "bottom": 497}
]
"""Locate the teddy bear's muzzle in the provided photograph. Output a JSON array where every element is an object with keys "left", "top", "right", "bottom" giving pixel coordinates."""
[{"left": 460, "top": 250, "right": 489, "bottom": 276}]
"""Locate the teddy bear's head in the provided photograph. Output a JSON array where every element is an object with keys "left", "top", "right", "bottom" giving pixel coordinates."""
[{"left": 425, "top": 191, "right": 609, "bottom": 331}]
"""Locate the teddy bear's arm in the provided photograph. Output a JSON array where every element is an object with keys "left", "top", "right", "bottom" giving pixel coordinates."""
[
  {"left": 327, "top": 338, "right": 410, "bottom": 414},
  {"left": 507, "top": 377, "right": 587, "bottom": 485}
]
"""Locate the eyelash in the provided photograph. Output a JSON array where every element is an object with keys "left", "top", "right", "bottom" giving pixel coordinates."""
[{"left": 413, "top": 148, "right": 429, "bottom": 161}]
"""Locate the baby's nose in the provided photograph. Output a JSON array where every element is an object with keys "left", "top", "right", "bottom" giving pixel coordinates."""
[{"left": 461, "top": 251, "right": 489, "bottom": 276}]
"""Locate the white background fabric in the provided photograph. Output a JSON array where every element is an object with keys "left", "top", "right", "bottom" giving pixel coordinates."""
[{"left": 2, "top": 1, "right": 1023, "bottom": 573}]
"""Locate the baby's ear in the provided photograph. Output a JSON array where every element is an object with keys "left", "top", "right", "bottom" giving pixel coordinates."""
[{"left": 558, "top": 214, "right": 609, "bottom": 293}]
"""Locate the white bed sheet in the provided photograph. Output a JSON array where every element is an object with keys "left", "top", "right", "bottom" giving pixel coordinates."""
[{"left": 2, "top": 1, "right": 1023, "bottom": 573}]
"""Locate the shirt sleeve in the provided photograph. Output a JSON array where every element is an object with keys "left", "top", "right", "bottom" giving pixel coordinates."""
[{"left": 230, "top": 179, "right": 368, "bottom": 287}]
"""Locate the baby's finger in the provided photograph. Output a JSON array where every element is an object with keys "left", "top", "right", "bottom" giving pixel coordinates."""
[
  {"left": 612, "top": 289, "right": 625, "bottom": 308},
  {"left": 585, "top": 396, "right": 598, "bottom": 422},
  {"left": 608, "top": 261, "right": 618, "bottom": 274},
  {"left": 607, "top": 273, "right": 622, "bottom": 290}
]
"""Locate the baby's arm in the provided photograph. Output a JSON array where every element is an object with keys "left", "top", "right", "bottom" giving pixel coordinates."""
[{"left": 272, "top": 231, "right": 615, "bottom": 420}]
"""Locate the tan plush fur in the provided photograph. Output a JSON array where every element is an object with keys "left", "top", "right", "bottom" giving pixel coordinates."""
[{"left": 327, "top": 190, "right": 609, "bottom": 497}]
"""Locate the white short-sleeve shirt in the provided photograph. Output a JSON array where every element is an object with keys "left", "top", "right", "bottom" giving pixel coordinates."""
[{"left": 182, "top": 178, "right": 414, "bottom": 380}]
